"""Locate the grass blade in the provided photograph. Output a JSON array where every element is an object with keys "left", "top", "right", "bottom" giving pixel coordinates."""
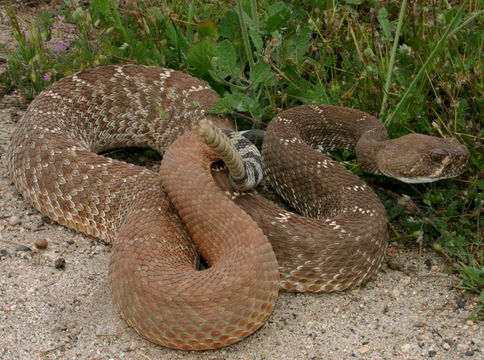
[
  {"left": 236, "top": 0, "right": 255, "bottom": 73},
  {"left": 379, "top": 0, "right": 407, "bottom": 118},
  {"left": 384, "top": 2, "right": 467, "bottom": 125}
]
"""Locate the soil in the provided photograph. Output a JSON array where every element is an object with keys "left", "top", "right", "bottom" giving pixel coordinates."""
[{"left": 0, "top": 4, "right": 481, "bottom": 360}]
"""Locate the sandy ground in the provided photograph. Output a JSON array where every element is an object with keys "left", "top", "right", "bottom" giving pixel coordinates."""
[{"left": 0, "top": 6, "right": 482, "bottom": 360}]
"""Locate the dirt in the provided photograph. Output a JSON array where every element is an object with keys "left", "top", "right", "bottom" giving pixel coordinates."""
[{"left": 0, "top": 5, "right": 482, "bottom": 360}]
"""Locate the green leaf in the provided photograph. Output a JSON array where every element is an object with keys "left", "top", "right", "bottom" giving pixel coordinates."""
[
  {"left": 265, "top": 2, "right": 291, "bottom": 32},
  {"left": 216, "top": 93, "right": 247, "bottom": 112},
  {"left": 249, "top": 28, "right": 263, "bottom": 53},
  {"left": 90, "top": 0, "right": 111, "bottom": 17},
  {"left": 306, "top": 82, "right": 332, "bottom": 104},
  {"left": 219, "top": 9, "right": 240, "bottom": 41},
  {"left": 187, "top": 39, "right": 217, "bottom": 78},
  {"left": 286, "top": 25, "right": 312, "bottom": 63},
  {"left": 214, "top": 40, "right": 238, "bottom": 78},
  {"left": 143, "top": 149, "right": 161, "bottom": 160},
  {"left": 196, "top": 21, "right": 219, "bottom": 39},
  {"left": 214, "top": 92, "right": 261, "bottom": 116},
  {"left": 250, "top": 61, "right": 274, "bottom": 86},
  {"left": 165, "top": 20, "right": 189, "bottom": 54},
  {"left": 378, "top": 7, "right": 392, "bottom": 41},
  {"left": 209, "top": 97, "right": 233, "bottom": 114}
]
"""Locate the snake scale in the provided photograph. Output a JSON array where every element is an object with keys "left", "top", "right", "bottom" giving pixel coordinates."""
[{"left": 7, "top": 64, "right": 469, "bottom": 350}]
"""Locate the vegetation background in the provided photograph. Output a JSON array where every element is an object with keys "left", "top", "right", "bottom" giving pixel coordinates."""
[{"left": 1, "top": 0, "right": 482, "bottom": 317}]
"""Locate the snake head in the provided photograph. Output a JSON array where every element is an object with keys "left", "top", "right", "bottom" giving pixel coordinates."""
[{"left": 376, "top": 134, "right": 470, "bottom": 183}]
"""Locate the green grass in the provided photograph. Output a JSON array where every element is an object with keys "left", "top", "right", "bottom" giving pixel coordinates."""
[{"left": 1, "top": 0, "right": 482, "bottom": 317}]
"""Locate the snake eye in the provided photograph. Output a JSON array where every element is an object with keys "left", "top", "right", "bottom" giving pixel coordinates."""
[{"left": 428, "top": 148, "right": 448, "bottom": 162}]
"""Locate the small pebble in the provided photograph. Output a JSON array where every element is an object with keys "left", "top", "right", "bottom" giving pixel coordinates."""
[
  {"left": 442, "top": 340, "right": 451, "bottom": 350},
  {"left": 407, "top": 264, "right": 417, "bottom": 272},
  {"left": 456, "top": 296, "right": 466, "bottom": 309},
  {"left": 35, "top": 239, "right": 48, "bottom": 249},
  {"left": 465, "top": 350, "right": 475, "bottom": 356},
  {"left": 428, "top": 349, "right": 437, "bottom": 357},
  {"left": 401, "top": 344, "right": 413, "bottom": 353},
  {"left": 424, "top": 258, "right": 432, "bottom": 270},
  {"left": 55, "top": 257, "right": 66, "bottom": 269},
  {"left": 391, "top": 288, "right": 401, "bottom": 299},
  {"left": 15, "top": 245, "right": 31, "bottom": 252},
  {"left": 8, "top": 215, "right": 21, "bottom": 226},
  {"left": 356, "top": 345, "right": 370, "bottom": 355},
  {"left": 0, "top": 249, "right": 8, "bottom": 257},
  {"left": 387, "top": 256, "right": 403, "bottom": 270}
]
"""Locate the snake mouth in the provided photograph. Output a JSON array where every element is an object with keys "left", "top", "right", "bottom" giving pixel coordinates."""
[
  {"left": 381, "top": 157, "right": 469, "bottom": 184},
  {"left": 385, "top": 174, "right": 453, "bottom": 184}
]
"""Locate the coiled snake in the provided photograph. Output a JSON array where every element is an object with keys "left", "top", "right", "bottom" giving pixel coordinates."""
[{"left": 7, "top": 65, "right": 469, "bottom": 350}]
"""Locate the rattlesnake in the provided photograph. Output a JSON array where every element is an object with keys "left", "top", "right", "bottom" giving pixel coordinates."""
[{"left": 7, "top": 64, "right": 469, "bottom": 350}]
